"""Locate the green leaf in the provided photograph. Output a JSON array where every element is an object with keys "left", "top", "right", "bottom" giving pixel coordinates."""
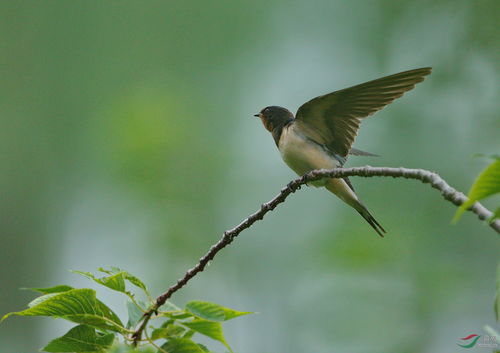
[
  {"left": 151, "top": 324, "right": 186, "bottom": 340},
  {"left": 162, "top": 301, "right": 182, "bottom": 311},
  {"left": 26, "top": 285, "right": 74, "bottom": 294},
  {"left": 72, "top": 268, "right": 149, "bottom": 298},
  {"left": 42, "top": 325, "right": 114, "bottom": 352},
  {"left": 196, "top": 344, "right": 218, "bottom": 353},
  {"left": 151, "top": 328, "right": 168, "bottom": 341},
  {"left": 2, "top": 288, "right": 125, "bottom": 333},
  {"left": 196, "top": 344, "right": 210, "bottom": 352},
  {"left": 27, "top": 293, "right": 60, "bottom": 308},
  {"left": 95, "top": 300, "right": 123, "bottom": 329},
  {"left": 182, "top": 319, "right": 230, "bottom": 351},
  {"left": 99, "top": 267, "right": 149, "bottom": 294},
  {"left": 107, "top": 344, "right": 156, "bottom": 353},
  {"left": 72, "top": 270, "right": 126, "bottom": 293},
  {"left": 157, "top": 301, "right": 192, "bottom": 320},
  {"left": 160, "top": 311, "right": 193, "bottom": 320},
  {"left": 161, "top": 338, "right": 206, "bottom": 353},
  {"left": 183, "top": 330, "right": 195, "bottom": 339},
  {"left": 453, "top": 159, "right": 500, "bottom": 222},
  {"left": 493, "top": 207, "right": 500, "bottom": 221},
  {"left": 185, "top": 301, "right": 252, "bottom": 322},
  {"left": 126, "top": 301, "right": 143, "bottom": 329}
]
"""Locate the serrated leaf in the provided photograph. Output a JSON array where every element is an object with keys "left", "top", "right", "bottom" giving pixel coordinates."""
[
  {"left": 2, "top": 288, "right": 125, "bottom": 333},
  {"left": 99, "top": 267, "right": 149, "bottom": 294},
  {"left": 98, "top": 273, "right": 127, "bottom": 292},
  {"left": 64, "top": 310, "right": 124, "bottom": 333},
  {"left": 26, "top": 285, "right": 74, "bottom": 294},
  {"left": 151, "top": 324, "right": 185, "bottom": 340},
  {"left": 72, "top": 268, "right": 149, "bottom": 299},
  {"left": 126, "top": 301, "right": 143, "bottom": 329},
  {"left": 182, "top": 319, "right": 230, "bottom": 351},
  {"left": 25, "top": 291, "right": 120, "bottom": 327},
  {"left": 42, "top": 324, "right": 114, "bottom": 352},
  {"left": 72, "top": 270, "right": 126, "bottom": 293},
  {"left": 185, "top": 301, "right": 252, "bottom": 322},
  {"left": 123, "top": 275, "right": 148, "bottom": 294},
  {"left": 453, "top": 159, "right": 500, "bottom": 222},
  {"left": 161, "top": 338, "right": 206, "bottom": 353}
]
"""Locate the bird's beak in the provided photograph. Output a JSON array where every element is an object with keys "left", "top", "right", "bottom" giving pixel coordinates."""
[{"left": 253, "top": 113, "right": 259, "bottom": 117}]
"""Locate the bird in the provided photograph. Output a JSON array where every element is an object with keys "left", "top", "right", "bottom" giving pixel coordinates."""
[{"left": 254, "top": 67, "right": 432, "bottom": 237}]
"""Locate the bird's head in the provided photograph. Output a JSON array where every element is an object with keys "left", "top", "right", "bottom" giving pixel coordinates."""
[{"left": 254, "top": 106, "right": 294, "bottom": 132}]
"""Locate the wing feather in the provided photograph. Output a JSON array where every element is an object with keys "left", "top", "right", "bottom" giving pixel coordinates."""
[{"left": 296, "top": 67, "right": 431, "bottom": 157}]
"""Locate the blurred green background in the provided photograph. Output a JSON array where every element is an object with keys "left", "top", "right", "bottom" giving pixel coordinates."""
[{"left": 1, "top": 1, "right": 499, "bottom": 352}]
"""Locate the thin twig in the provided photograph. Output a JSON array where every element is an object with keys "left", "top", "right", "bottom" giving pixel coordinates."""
[{"left": 131, "top": 166, "right": 499, "bottom": 345}]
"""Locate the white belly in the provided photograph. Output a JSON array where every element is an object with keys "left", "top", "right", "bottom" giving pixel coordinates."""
[{"left": 278, "top": 123, "right": 338, "bottom": 185}]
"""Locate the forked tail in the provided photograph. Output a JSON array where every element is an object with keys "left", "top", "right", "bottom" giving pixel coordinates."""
[
  {"left": 325, "top": 178, "right": 386, "bottom": 237},
  {"left": 356, "top": 205, "right": 386, "bottom": 237}
]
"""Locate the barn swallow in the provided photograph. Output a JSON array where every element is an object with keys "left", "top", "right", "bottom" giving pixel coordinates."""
[{"left": 254, "top": 67, "right": 432, "bottom": 236}]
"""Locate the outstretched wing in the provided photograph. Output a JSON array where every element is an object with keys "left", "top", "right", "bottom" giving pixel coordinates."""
[{"left": 295, "top": 67, "right": 432, "bottom": 157}]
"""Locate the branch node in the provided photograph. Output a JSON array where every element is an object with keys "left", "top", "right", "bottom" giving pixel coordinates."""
[{"left": 286, "top": 181, "right": 298, "bottom": 193}]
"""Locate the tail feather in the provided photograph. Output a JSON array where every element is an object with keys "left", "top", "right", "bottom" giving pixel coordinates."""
[
  {"left": 325, "top": 178, "right": 386, "bottom": 237},
  {"left": 357, "top": 207, "right": 386, "bottom": 237}
]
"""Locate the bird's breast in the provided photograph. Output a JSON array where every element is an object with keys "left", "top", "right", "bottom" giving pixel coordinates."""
[{"left": 278, "top": 123, "right": 338, "bottom": 184}]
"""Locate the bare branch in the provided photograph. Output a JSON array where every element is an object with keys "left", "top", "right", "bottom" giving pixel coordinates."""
[{"left": 131, "top": 166, "right": 499, "bottom": 345}]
